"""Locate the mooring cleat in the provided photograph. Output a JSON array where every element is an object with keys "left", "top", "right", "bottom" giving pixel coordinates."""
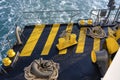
[
  {"left": 2, "top": 57, "right": 12, "bottom": 67},
  {"left": 79, "top": 20, "right": 85, "bottom": 25},
  {"left": 7, "top": 49, "right": 16, "bottom": 58},
  {"left": 106, "top": 37, "right": 119, "bottom": 54},
  {"left": 87, "top": 19, "right": 93, "bottom": 25},
  {"left": 91, "top": 50, "right": 97, "bottom": 63},
  {"left": 115, "top": 29, "right": 120, "bottom": 40},
  {"left": 108, "top": 27, "right": 116, "bottom": 39},
  {"left": 91, "top": 49, "right": 109, "bottom": 76},
  {"left": 56, "top": 34, "right": 77, "bottom": 50}
]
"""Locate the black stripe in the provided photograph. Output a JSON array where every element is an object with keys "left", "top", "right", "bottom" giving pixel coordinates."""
[
  {"left": 31, "top": 24, "right": 53, "bottom": 58},
  {"left": 13, "top": 25, "right": 35, "bottom": 52},
  {"left": 43, "top": 24, "right": 67, "bottom": 59}
]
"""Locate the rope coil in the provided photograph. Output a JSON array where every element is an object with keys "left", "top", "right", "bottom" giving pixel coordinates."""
[
  {"left": 24, "top": 58, "right": 59, "bottom": 80},
  {"left": 87, "top": 26, "right": 106, "bottom": 39}
]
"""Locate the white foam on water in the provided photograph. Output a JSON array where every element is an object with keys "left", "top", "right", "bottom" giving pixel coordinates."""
[
  {"left": 0, "top": 6, "right": 3, "bottom": 10},
  {"left": 0, "top": 11, "right": 5, "bottom": 15},
  {"left": 0, "top": 0, "right": 5, "bottom": 4}
]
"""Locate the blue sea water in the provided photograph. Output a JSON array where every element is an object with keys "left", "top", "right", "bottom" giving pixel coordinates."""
[{"left": 0, "top": 0, "right": 119, "bottom": 64}]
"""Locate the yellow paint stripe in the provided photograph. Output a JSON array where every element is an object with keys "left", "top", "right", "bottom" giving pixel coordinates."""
[
  {"left": 93, "top": 38, "right": 100, "bottom": 51},
  {"left": 41, "top": 24, "right": 60, "bottom": 55},
  {"left": 20, "top": 24, "right": 45, "bottom": 56},
  {"left": 76, "top": 27, "right": 87, "bottom": 53},
  {"left": 59, "top": 23, "right": 73, "bottom": 54},
  {"left": 59, "top": 49, "right": 67, "bottom": 54}
]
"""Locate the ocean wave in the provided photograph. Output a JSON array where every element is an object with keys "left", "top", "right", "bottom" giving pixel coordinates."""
[{"left": 0, "top": 0, "right": 6, "bottom": 4}]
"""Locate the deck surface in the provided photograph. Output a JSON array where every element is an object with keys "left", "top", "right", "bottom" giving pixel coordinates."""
[{"left": 0, "top": 23, "right": 109, "bottom": 80}]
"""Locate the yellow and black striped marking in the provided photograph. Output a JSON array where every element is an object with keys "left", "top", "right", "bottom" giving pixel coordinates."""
[
  {"left": 20, "top": 24, "right": 45, "bottom": 56},
  {"left": 41, "top": 24, "right": 60, "bottom": 55},
  {"left": 19, "top": 23, "right": 106, "bottom": 57},
  {"left": 76, "top": 27, "right": 87, "bottom": 53},
  {"left": 11, "top": 24, "right": 110, "bottom": 80},
  {"left": 59, "top": 23, "right": 73, "bottom": 55}
]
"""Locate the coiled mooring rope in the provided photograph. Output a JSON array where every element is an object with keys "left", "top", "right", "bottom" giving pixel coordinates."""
[
  {"left": 24, "top": 58, "right": 59, "bottom": 80},
  {"left": 87, "top": 26, "right": 106, "bottom": 39}
]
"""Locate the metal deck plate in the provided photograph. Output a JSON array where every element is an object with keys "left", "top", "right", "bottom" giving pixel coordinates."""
[{"left": 1, "top": 23, "right": 108, "bottom": 80}]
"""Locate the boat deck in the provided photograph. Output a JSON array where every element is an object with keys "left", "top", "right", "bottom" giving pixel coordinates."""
[{"left": 0, "top": 23, "right": 109, "bottom": 80}]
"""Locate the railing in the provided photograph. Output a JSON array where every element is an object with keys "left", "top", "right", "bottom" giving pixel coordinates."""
[
  {"left": 90, "top": 6, "right": 120, "bottom": 25},
  {"left": 18, "top": 10, "right": 83, "bottom": 25}
]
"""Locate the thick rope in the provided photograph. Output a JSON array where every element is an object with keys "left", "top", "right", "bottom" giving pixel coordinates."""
[
  {"left": 24, "top": 59, "right": 59, "bottom": 80},
  {"left": 87, "top": 26, "right": 106, "bottom": 39}
]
